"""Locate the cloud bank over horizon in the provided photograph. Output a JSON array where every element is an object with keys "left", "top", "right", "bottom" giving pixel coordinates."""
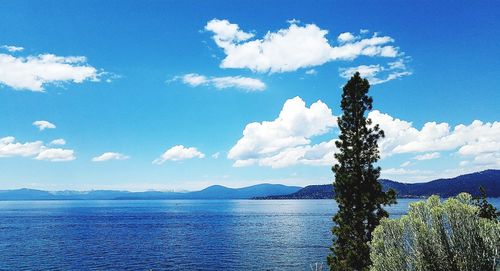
[{"left": 227, "top": 96, "right": 500, "bottom": 181}]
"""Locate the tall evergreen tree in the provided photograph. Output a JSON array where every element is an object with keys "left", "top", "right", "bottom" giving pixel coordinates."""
[{"left": 328, "top": 72, "right": 396, "bottom": 271}]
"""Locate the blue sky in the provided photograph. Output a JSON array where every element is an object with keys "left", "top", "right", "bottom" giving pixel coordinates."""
[{"left": 0, "top": 0, "right": 499, "bottom": 191}]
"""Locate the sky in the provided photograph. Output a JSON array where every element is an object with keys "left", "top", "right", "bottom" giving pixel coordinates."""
[{"left": 0, "top": 0, "right": 499, "bottom": 191}]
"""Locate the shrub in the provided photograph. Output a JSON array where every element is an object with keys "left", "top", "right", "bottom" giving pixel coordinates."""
[{"left": 370, "top": 193, "right": 500, "bottom": 271}]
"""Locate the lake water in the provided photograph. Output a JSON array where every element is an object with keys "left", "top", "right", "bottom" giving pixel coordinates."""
[{"left": 1, "top": 198, "right": 499, "bottom": 270}]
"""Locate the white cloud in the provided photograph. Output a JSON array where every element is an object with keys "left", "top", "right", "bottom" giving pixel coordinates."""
[
  {"left": 92, "top": 152, "right": 130, "bottom": 162},
  {"left": 0, "top": 136, "right": 43, "bottom": 157},
  {"left": 0, "top": 51, "right": 103, "bottom": 91},
  {"left": 33, "top": 120, "right": 56, "bottom": 131},
  {"left": 305, "top": 69, "right": 317, "bottom": 75},
  {"left": 1, "top": 45, "right": 24, "bottom": 52},
  {"left": 210, "top": 76, "right": 265, "bottom": 91},
  {"left": 458, "top": 141, "right": 500, "bottom": 157},
  {"left": 153, "top": 145, "right": 205, "bottom": 164},
  {"left": 204, "top": 19, "right": 254, "bottom": 49},
  {"left": 469, "top": 153, "right": 500, "bottom": 166},
  {"left": 232, "top": 159, "right": 257, "bottom": 167},
  {"left": 369, "top": 111, "right": 500, "bottom": 167},
  {"left": 339, "top": 58, "right": 412, "bottom": 85},
  {"left": 228, "top": 98, "right": 500, "bottom": 170},
  {"left": 228, "top": 96, "right": 337, "bottom": 168},
  {"left": 0, "top": 136, "right": 74, "bottom": 161},
  {"left": 413, "top": 152, "right": 441, "bottom": 160},
  {"left": 337, "top": 32, "right": 356, "bottom": 43},
  {"left": 251, "top": 139, "right": 338, "bottom": 168},
  {"left": 35, "top": 148, "right": 75, "bottom": 161},
  {"left": 176, "top": 73, "right": 265, "bottom": 91},
  {"left": 211, "top": 152, "right": 220, "bottom": 159},
  {"left": 205, "top": 19, "right": 401, "bottom": 73},
  {"left": 50, "top": 138, "right": 66, "bottom": 145},
  {"left": 181, "top": 73, "right": 208, "bottom": 86}
]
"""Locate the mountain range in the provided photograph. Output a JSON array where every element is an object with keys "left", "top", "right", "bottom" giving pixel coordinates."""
[
  {"left": 0, "top": 170, "right": 498, "bottom": 200},
  {"left": 257, "top": 169, "right": 500, "bottom": 199},
  {"left": 0, "top": 183, "right": 301, "bottom": 201}
]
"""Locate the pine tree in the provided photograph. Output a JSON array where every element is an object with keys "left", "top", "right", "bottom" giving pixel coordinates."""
[
  {"left": 473, "top": 186, "right": 499, "bottom": 221},
  {"left": 328, "top": 72, "right": 396, "bottom": 271}
]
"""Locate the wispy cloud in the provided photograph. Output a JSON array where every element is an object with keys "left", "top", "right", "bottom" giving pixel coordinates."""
[
  {"left": 339, "top": 58, "right": 412, "bottom": 85},
  {"left": 92, "top": 152, "right": 130, "bottom": 162},
  {"left": 174, "top": 73, "right": 265, "bottom": 91},
  {"left": 1, "top": 45, "right": 24, "bottom": 52},
  {"left": 305, "top": 69, "right": 317, "bottom": 75}
]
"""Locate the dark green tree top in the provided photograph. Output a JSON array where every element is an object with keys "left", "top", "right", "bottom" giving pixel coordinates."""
[
  {"left": 328, "top": 72, "right": 396, "bottom": 271},
  {"left": 473, "top": 186, "right": 499, "bottom": 221}
]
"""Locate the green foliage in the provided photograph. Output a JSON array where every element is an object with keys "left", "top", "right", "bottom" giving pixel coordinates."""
[
  {"left": 328, "top": 72, "right": 396, "bottom": 271},
  {"left": 370, "top": 193, "right": 500, "bottom": 271},
  {"left": 473, "top": 186, "right": 499, "bottom": 221}
]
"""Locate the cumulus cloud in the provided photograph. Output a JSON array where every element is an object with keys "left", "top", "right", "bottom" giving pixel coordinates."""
[
  {"left": 339, "top": 58, "right": 412, "bottom": 85},
  {"left": 228, "top": 96, "right": 337, "bottom": 168},
  {"left": 0, "top": 136, "right": 75, "bottom": 161},
  {"left": 228, "top": 98, "right": 500, "bottom": 169},
  {"left": 175, "top": 73, "right": 265, "bottom": 91},
  {"left": 1, "top": 45, "right": 24, "bottom": 52},
  {"left": 205, "top": 19, "right": 401, "bottom": 73},
  {"left": 33, "top": 120, "right": 56, "bottom": 131},
  {"left": 0, "top": 50, "right": 104, "bottom": 91},
  {"left": 369, "top": 110, "right": 500, "bottom": 166},
  {"left": 92, "top": 152, "right": 130, "bottom": 162},
  {"left": 153, "top": 145, "right": 205, "bottom": 164}
]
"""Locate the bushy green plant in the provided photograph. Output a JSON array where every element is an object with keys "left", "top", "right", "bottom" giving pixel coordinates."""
[{"left": 370, "top": 193, "right": 500, "bottom": 271}]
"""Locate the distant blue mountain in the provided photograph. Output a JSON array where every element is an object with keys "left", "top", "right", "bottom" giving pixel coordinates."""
[
  {"left": 0, "top": 183, "right": 302, "bottom": 201},
  {"left": 256, "top": 170, "right": 500, "bottom": 199},
  {"left": 186, "top": 183, "right": 302, "bottom": 199},
  {"left": 1, "top": 170, "right": 498, "bottom": 200}
]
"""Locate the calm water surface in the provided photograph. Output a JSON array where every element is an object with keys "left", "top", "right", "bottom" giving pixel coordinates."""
[{"left": 1, "top": 199, "right": 499, "bottom": 270}]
